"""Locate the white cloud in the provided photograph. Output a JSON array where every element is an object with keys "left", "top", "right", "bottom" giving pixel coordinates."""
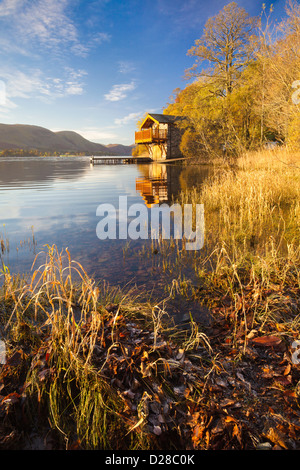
[
  {"left": 64, "top": 68, "right": 87, "bottom": 81},
  {"left": 0, "top": 0, "right": 77, "bottom": 50},
  {"left": 93, "top": 32, "right": 111, "bottom": 45},
  {"left": 73, "top": 128, "right": 119, "bottom": 142},
  {"left": 0, "top": 66, "right": 87, "bottom": 108},
  {"left": 115, "top": 112, "right": 143, "bottom": 126},
  {"left": 60, "top": 68, "right": 87, "bottom": 96},
  {"left": 118, "top": 61, "right": 136, "bottom": 74},
  {"left": 1, "top": 69, "right": 45, "bottom": 99},
  {"left": 71, "top": 32, "right": 111, "bottom": 57},
  {"left": 104, "top": 82, "right": 136, "bottom": 102},
  {"left": 0, "top": 0, "right": 109, "bottom": 57},
  {"left": 64, "top": 83, "right": 84, "bottom": 95},
  {"left": 0, "top": 36, "right": 32, "bottom": 56},
  {"left": 0, "top": 0, "right": 23, "bottom": 17}
]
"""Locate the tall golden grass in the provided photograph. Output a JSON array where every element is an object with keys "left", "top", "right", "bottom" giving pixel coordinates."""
[
  {"left": 153, "top": 148, "right": 300, "bottom": 343},
  {"left": 0, "top": 245, "right": 211, "bottom": 449},
  {"left": 0, "top": 245, "right": 150, "bottom": 448}
]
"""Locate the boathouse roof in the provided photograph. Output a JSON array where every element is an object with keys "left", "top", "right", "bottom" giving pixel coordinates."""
[{"left": 140, "top": 113, "right": 184, "bottom": 129}]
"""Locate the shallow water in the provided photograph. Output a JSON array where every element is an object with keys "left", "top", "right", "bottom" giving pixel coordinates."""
[{"left": 0, "top": 156, "right": 211, "bottom": 322}]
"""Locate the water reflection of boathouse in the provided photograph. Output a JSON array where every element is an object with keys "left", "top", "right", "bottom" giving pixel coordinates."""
[{"left": 136, "top": 163, "right": 182, "bottom": 207}]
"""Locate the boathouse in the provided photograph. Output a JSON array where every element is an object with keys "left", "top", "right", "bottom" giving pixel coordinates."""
[{"left": 135, "top": 113, "right": 184, "bottom": 161}]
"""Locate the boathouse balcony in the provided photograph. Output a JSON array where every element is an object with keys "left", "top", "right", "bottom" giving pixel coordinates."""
[{"left": 135, "top": 128, "right": 168, "bottom": 144}]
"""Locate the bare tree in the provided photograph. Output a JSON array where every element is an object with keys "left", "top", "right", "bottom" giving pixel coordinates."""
[{"left": 186, "top": 2, "right": 259, "bottom": 96}]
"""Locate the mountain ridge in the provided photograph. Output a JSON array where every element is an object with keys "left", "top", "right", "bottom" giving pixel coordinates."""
[{"left": 0, "top": 123, "right": 134, "bottom": 156}]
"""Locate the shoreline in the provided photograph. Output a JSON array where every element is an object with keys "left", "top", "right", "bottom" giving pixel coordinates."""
[{"left": 0, "top": 246, "right": 299, "bottom": 450}]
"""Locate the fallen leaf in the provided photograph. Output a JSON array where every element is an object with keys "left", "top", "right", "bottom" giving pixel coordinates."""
[
  {"left": 274, "top": 375, "right": 292, "bottom": 386},
  {"left": 215, "top": 378, "right": 228, "bottom": 388},
  {"left": 211, "top": 419, "right": 224, "bottom": 435},
  {"left": 263, "top": 427, "right": 289, "bottom": 449},
  {"left": 192, "top": 424, "right": 206, "bottom": 445},
  {"left": 119, "top": 331, "right": 128, "bottom": 339},
  {"left": 225, "top": 416, "right": 242, "bottom": 444},
  {"left": 283, "top": 390, "right": 297, "bottom": 399},
  {"left": 141, "top": 350, "right": 149, "bottom": 361},
  {"left": 38, "top": 368, "right": 51, "bottom": 382},
  {"left": 176, "top": 349, "right": 185, "bottom": 360},
  {"left": 1, "top": 392, "right": 20, "bottom": 406},
  {"left": 252, "top": 335, "right": 282, "bottom": 347},
  {"left": 220, "top": 398, "right": 236, "bottom": 408},
  {"left": 225, "top": 416, "right": 238, "bottom": 424},
  {"left": 262, "top": 366, "right": 274, "bottom": 378},
  {"left": 247, "top": 329, "right": 258, "bottom": 339}
]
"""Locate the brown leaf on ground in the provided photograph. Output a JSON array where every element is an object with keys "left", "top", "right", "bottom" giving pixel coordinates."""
[
  {"left": 263, "top": 426, "right": 289, "bottom": 449},
  {"left": 225, "top": 416, "right": 242, "bottom": 445},
  {"left": 251, "top": 335, "right": 282, "bottom": 347},
  {"left": 1, "top": 392, "right": 20, "bottom": 406}
]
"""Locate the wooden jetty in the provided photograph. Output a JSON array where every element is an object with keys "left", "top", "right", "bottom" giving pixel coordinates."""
[{"left": 90, "top": 156, "right": 152, "bottom": 165}]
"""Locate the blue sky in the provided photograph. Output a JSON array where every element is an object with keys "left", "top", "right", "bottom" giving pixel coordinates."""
[{"left": 0, "top": 0, "right": 288, "bottom": 145}]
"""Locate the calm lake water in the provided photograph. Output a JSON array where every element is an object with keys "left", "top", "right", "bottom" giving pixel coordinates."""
[{"left": 0, "top": 156, "right": 211, "bottom": 321}]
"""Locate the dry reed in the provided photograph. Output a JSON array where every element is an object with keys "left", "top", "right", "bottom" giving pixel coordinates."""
[
  {"left": 0, "top": 245, "right": 211, "bottom": 449},
  {"left": 152, "top": 148, "right": 300, "bottom": 342}
]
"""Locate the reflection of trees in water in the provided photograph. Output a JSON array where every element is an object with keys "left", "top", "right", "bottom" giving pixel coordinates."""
[{"left": 136, "top": 163, "right": 212, "bottom": 207}]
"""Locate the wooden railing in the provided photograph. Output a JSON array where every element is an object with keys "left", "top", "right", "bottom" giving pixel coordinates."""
[
  {"left": 135, "top": 128, "right": 168, "bottom": 143},
  {"left": 135, "top": 129, "right": 152, "bottom": 143}
]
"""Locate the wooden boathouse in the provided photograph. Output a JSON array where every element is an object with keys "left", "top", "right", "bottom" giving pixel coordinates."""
[{"left": 135, "top": 113, "right": 184, "bottom": 161}]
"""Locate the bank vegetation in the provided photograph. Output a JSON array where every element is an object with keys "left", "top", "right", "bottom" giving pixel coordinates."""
[{"left": 163, "top": 1, "right": 300, "bottom": 161}]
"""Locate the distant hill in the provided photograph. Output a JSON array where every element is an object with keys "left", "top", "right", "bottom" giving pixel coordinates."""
[
  {"left": 106, "top": 143, "right": 135, "bottom": 156},
  {"left": 0, "top": 123, "right": 134, "bottom": 156}
]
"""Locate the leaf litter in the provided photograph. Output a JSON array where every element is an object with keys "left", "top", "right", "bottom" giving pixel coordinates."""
[
  {"left": 0, "top": 245, "right": 300, "bottom": 450},
  {"left": 1, "top": 296, "right": 300, "bottom": 450}
]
